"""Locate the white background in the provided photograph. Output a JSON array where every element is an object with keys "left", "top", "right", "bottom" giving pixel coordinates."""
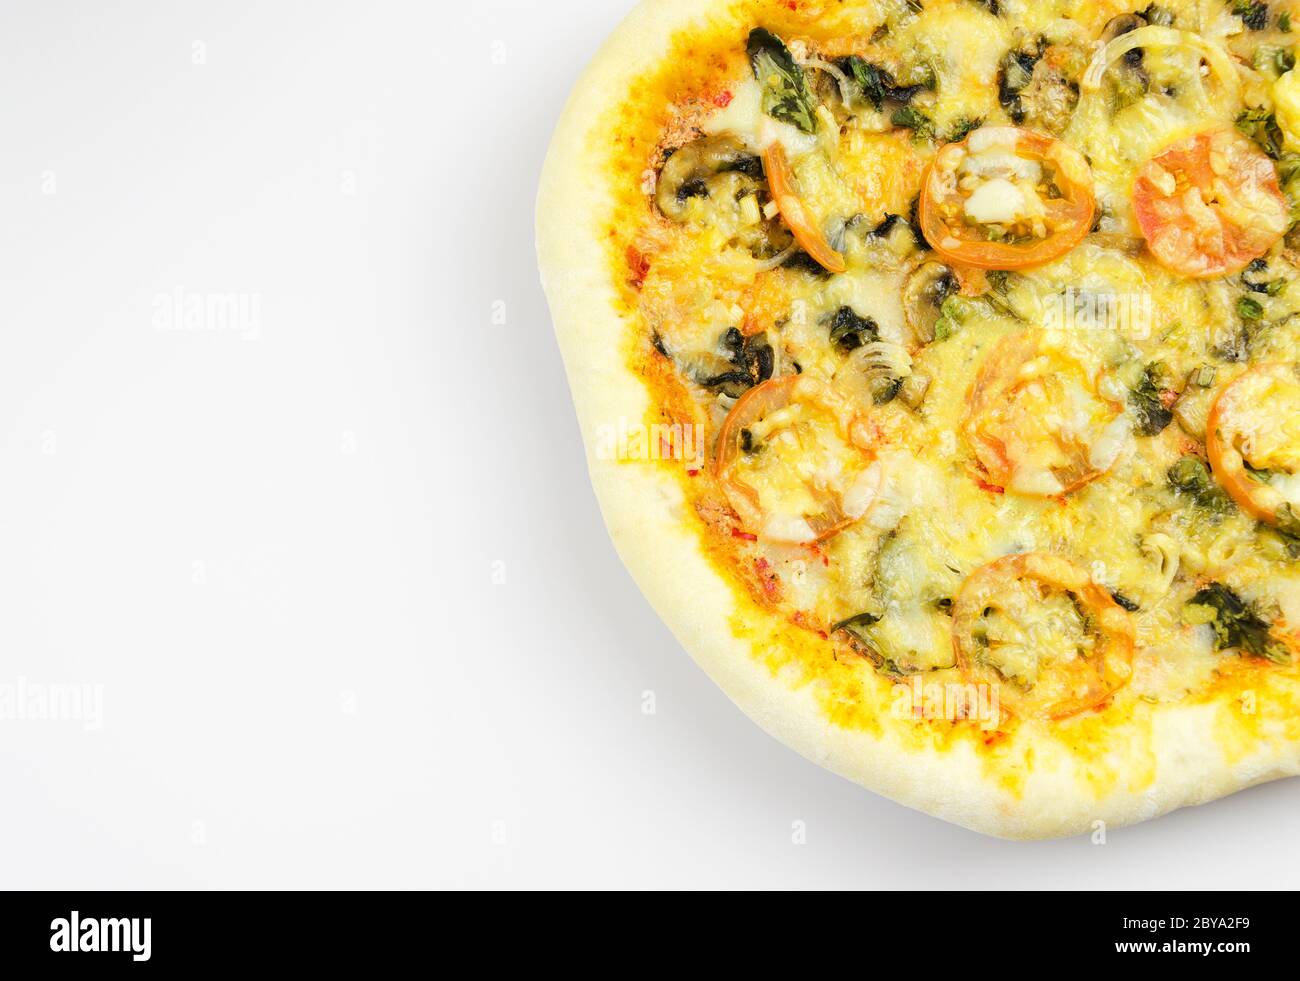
[{"left": 1, "top": 0, "right": 1296, "bottom": 889}]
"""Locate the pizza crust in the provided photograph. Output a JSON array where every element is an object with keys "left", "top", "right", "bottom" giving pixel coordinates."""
[{"left": 536, "top": 0, "right": 1300, "bottom": 839}]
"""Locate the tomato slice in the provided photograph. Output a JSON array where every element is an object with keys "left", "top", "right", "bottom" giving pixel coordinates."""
[
  {"left": 715, "top": 376, "right": 880, "bottom": 543},
  {"left": 762, "top": 143, "right": 846, "bottom": 274},
  {"left": 1132, "top": 128, "right": 1288, "bottom": 279},
  {"left": 963, "top": 330, "right": 1130, "bottom": 497},
  {"left": 917, "top": 127, "right": 1095, "bottom": 271},
  {"left": 951, "top": 553, "right": 1135, "bottom": 721},
  {"left": 1206, "top": 363, "right": 1300, "bottom": 533}
]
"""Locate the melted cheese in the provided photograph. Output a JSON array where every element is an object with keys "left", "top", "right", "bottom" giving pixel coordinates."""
[
  {"left": 626, "top": 0, "right": 1300, "bottom": 715},
  {"left": 1274, "top": 61, "right": 1300, "bottom": 152},
  {"left": 893, "top": 3, "right": 1012, "bottom": 136},
  {"left": 703, "top": 77, "right": 818, "bottom": 156}
]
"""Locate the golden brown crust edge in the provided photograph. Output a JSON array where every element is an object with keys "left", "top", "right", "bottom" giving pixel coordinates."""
[{"left": 535, "top": 0, "right": 1300, "bottom": 839}]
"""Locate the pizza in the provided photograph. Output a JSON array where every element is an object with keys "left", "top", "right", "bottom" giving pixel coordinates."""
[{"left": 537, "top": 0, "right": 1300, "bottom": 838}]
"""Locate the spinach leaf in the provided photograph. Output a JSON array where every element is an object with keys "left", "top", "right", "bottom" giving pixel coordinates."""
[
  {"left": 1167, "top": 456, "right": 1234, "bottom": 514},
  {"left": 845, "top": 57, "right": 889, "bottom": 111},
  {"left": 1241, "top": 258, "right": 1287, "bottom": 295},
  {"left": 1142, "top": 4, "right": 1175, "bottom": 26},
  {"left": 1130, "top": 361, "right": 1175, "bottom": 436},
  {"left": 948, "top": 115, "right": 984, "bottom": 143},
  {"left": 1110, "top": 590, "right": 1141, "bottom": 612},
  {"left": 830, "top": 612, "right": 903, "bottom": 675},
  {"left": 782, "top": 251, "right": 835, "bottom": 278},
  {"left": 1254, "top": 45, "right": 1296, "bottom": 77},
  {"left": 831, "top": 611, "right": 881, "bottom": 635},
  {"left": 932, "top": 295, "right": 979, "bottom": 341},
  {"left": 907, "top": 193, "right": 930, "bottom": 250},
  {"left": 998, "top": 50, "right": 1039, "bottom": 124},
  {"left": 1230, "top": 0, "right": 1270, "bottom": 31},
  {"left": 747, "top": 28, "right": 819, "bottom": 134},
  {"left": 827, "top": 306, "right": 880, "bottom": 352},
  {"left": 1237, "top": 295, "right": 1264, "bottom": 320},
  {"left": 842, "top": 56, "right": 934, "bottom": 111},
  {"left": 698, "top": 327, "right": 774, "bottom": 398},
  {"left": 891, "top": 105, "right": 934, "bottom": 141},
  {"left": 1277, "top": 502, "right": 1300, "bottom": 539},
  {"left": 866, "top": 213, "right": 904, "bottom": 238},
  {"left": 1236, "top": 107, "right": 1285, "bottom": 159},
  {"left": 1185, "top": 583, "right": 1290, "bottom": 663}
]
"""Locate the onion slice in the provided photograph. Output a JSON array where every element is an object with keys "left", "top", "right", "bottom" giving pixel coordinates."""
[
  {"left": 1080, "top": 25, "right": 1239, "bottom": 103},
  {"left": 797, "top": 56, "right": 854, "bottom": 109}
]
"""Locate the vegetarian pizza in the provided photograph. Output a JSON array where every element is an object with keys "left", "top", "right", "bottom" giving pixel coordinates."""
[{"left": 537, "top": 0, "right": 1300, "bottom": 838}]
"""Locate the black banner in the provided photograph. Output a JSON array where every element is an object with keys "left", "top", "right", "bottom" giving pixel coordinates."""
[{"left": 0, "top": 891, "right": 1284, "bottom": 968}]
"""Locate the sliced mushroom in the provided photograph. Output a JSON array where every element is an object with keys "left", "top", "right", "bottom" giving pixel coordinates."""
[
  {"left": 839, "top": 56, "right": 935, "bottom": 113},
  {"left": 655, "top": 134, "right": 763, "bottom": 222},
  {"left": 693, "top": 327, "right": 775, "bottom": 399},
  {"left": 1017, "top": 55, "right": 1082, "bottom": 134},
  {"left": 838, "top": 340, "right": 912, "bottom": 406},
  {"left": 1099, "top": 14, "right": 1150, "bottom": 110},
  {"left": 852, "top": 212, "right": 922, "bottom": 262},
  {"left": 826, "top": 305, "right": 880, "bottom": 352},
  {"left": 902, "top": 259, "right": 959, "bottom": 345},
  {"left": 1100, "top": 12, "right": 1147, "bottom": 43},
  {"left": 897, "top": 371, "right": 932, "bottom": 410},
  {"left": 998, "top": 50, "right": 1038, "bottom": 123},
  {"left": 1173, "top": 383, "right": 1214, "bottom": 440},
  {"left": 1140, "top": 533, "right": 1180, "bottom": 600}
]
